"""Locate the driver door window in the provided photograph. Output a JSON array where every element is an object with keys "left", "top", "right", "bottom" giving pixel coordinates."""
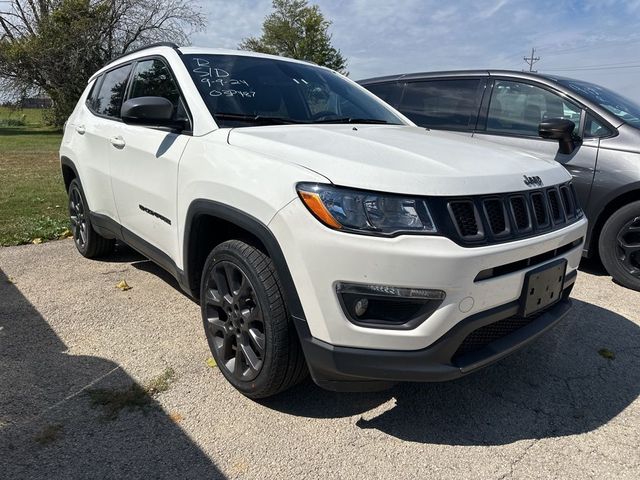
[
  {"left": 487, "top": 80, "right": 581, "bottom": 137},
  {"left": 128, "top": 58, "right": 189, "bottom": 125}
]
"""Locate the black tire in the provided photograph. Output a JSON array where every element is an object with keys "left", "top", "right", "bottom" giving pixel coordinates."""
[
  {"left": 599, "top": 200, "right": 640, "bottom": 291},
  {"left": 200, "top": 240, "right": 307, "bottom": 398},
  {"left": 68, "top": 179, "right": 115, "bottom": 258}
]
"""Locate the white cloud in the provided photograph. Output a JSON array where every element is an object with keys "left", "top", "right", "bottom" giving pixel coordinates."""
[
  {"left": 191, "top": 0, "right": 640, "bottom": 101},
  {"left": 478, "top": 0, "right": 509, "bottom": 19}
]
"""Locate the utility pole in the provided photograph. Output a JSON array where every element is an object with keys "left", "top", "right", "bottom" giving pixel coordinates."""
[{"left": 524, "top": 47, "right": 540, "bottom": 72}]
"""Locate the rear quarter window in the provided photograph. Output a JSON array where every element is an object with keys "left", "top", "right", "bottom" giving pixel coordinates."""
[{"left": 85, "top": 77, "right": 102, "bottom": 111}]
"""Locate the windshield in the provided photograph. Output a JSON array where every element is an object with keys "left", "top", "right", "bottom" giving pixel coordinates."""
[
  {"left": 181, "top": 54, "right": 403, "bottom": 127},
  {"left": 557, "top": 78, "right": 640, "bottom": 128}
]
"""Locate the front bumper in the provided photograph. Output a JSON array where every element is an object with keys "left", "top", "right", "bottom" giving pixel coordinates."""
[
  {"left": 269, "top": 198, "right": 587, "bottom": 351},
  {"left": 294, "top": 282, "right": 574, "bottom": 391}
]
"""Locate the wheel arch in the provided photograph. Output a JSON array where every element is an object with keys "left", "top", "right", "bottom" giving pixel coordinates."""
[
  {"left": 60, "top": 156, "right": 80, "bottom": 193},
  {"left": 588, "top": 183, "right": 640, "bottom": 258},
  {"left": 183, "top": 199, "right": 306, "bottom": 320}
]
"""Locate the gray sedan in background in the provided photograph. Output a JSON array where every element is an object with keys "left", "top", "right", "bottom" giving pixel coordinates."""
[{"left": 360, "top": 70, "right": 640, "bottom": 291}]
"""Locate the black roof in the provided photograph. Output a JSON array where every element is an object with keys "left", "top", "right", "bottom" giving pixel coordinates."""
[{"left": 357, "top": 69, "right": 574, "bottom": 85}]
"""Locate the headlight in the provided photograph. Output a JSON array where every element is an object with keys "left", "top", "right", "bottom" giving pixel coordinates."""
[{"left": 296, "top": 183, "right": 437, "bottom": 236}]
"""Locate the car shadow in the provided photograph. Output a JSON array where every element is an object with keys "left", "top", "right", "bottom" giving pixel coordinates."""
[
  {"left": 0, "top": 269, "right": 225, "bottom": 479},
  {"left": 84, "top": 243, "right": 639, "bottom": 446},
  {"left": 263, "top": 298, "right": 639, "bottom": 446},
  {"left": 578, "top": 256, "right": 608, "bottom": 276},
  {"left": 91, "top": 241, "right": 147, "bottom": 264},
  {"left": 94, "top": 243, "right": 196, "bottom": 302}
]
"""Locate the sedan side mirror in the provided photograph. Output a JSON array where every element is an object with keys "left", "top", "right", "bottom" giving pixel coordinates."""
[
  {"left": 121, "top": 96, "right": 186, "bottom": 131},
  {"left": 538, "top": 118, "right": 577, "bottom": 155}
]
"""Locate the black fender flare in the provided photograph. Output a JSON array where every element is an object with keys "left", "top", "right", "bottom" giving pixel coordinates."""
[
  {"left": 585, "top": 181, "right": 640, "bottom": 256},
  {"left": 183, "top": 199, "right": 306, "bottom": 321},
  {"left": 60, "top": 156, "right": 80, "bottom": 192}
]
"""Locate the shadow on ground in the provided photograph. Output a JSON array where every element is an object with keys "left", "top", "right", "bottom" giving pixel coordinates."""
[
  {"left": 263, "top": 298, "right": 640, "bottom": 446},
  {"left": 51, "top": 244, "right": 639, "bottom": 449},
  {"left": 0, "top": 269, "right": 224, "bottom": 479},
  {"left": 578, "top": 256, "right": 608, "bottom": 277},
  {"left": 103, "top": 243, "right": 194, "bottom": 302}
]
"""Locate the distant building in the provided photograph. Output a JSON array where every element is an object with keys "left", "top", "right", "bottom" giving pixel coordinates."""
[{"left": 19, "top": 96, "right": 52, "bottom": 109}]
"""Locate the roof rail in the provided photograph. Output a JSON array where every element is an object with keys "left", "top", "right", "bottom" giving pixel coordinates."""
[{"left": 111, "top": 42, "right": 181, "bottom": 62}]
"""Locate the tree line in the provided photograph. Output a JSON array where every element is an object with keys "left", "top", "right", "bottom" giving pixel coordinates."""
[{"left": 0, "top": 0, "right": 347, "bottom": 126}]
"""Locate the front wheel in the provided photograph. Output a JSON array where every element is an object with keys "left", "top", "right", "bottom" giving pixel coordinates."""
[
  {"left": 599, "top": 200, "right": 640, "bottom": 291},
  {"left": 200, "top": 240, "right": 307, "bottom": 398}
]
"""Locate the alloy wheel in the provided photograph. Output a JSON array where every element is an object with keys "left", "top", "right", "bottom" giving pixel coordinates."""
[
  {"left": 203, "top": 261, "right": 266, "bottom": 381},
  {"left": 616, "top": 215, "right": 640, "bottom": 277},
  {"left": 69, "top": 186, "right": 87, "bottom": 249}
]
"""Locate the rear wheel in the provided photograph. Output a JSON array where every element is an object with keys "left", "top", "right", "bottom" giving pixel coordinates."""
[
  {"left": 599, "top": 201, "right": 640, "bottom": 291},
  {"left": 68, "top": 179, "right": 114, "bottom": 258},
  {"left": 200, "top": 240, "right": 307, "bottom": 398}
]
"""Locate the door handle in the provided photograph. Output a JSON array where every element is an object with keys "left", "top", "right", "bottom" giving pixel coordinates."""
[
  {"left": 75, "top": 125, "right": 85, "bottom": 135},
  {"left": 109, "top": 136, "right": 126, "bottom": 149}
]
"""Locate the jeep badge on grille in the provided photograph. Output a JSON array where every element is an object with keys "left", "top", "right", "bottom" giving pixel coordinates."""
[{"left": 523, "top": 175, "right": 543, "bottom": 187}]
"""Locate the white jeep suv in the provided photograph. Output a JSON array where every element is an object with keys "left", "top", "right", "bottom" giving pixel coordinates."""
[{"left": 61, "top": 43, "right": 588, "bottom": 398}]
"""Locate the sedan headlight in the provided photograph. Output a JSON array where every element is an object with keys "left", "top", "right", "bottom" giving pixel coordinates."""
[{"left": 296, "top": 183, "right": 437, "bottom": 236}]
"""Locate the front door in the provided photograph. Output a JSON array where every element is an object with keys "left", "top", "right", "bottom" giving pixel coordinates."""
[
  {"left": 474, "top": 79, "right": 598, "bottom": 209},
  {"left": 107, "top": 57, "right": 192, "bottom": 265}
]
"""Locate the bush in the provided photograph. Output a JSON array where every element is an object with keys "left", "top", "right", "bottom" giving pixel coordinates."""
[{"left": 0, "top": 115, "right": 26, "bottom": 126}]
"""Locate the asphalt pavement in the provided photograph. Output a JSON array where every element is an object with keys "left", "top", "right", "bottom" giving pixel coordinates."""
[{"left": 1, "top": 239, "right": 639, "bottom": 479}]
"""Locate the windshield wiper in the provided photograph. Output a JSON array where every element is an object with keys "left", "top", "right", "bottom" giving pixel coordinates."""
[
  {"left": 214, "top": 112, "right": 303, "bottom": 125},
  {"left": 311, "top": 117, "right": 392, "bottom": 124}
]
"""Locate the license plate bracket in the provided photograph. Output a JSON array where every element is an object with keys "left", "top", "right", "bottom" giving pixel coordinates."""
[{"left": 520, "top": 259, "right": 567, "bottom": 317}]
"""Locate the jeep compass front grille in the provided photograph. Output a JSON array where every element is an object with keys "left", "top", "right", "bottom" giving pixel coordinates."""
[
  {"left": 431, "top": 182, "right": 582, "bottom": 247},
  {"left": 448, "top": 201, "right": 480, "bottom": 238},
  {"left": 483, "top": 199, "right": 507, "bottom": 236},
  {"left": 531, "top": 192, "right": 548, "bottom": 227}
]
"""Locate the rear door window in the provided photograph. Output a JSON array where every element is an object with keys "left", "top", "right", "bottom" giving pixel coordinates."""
[
  {"left": 94, "top": 64, "right": 133, "bottom": 118},
  {"left": 487, "top": 80, "right": 581, "bottom": 137},
  {"left": 398, "top": 79, "right": 482, "bottom": 130}
]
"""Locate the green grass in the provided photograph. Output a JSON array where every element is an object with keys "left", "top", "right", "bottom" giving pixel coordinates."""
[
  {"left": 86, "top": 368, "right": 176, "bottom": 420},
  {"left": 598, "top": 348, "right": 615, "bottom": 360},
  {"left": 0, "top": 106, "right": 46, "bottom": 126},
  {"left": 0, "top": 108, "right": 68, "bottom": 246},
  {"left": 33, "top": 423, "right": 64, "bottom": 445}
]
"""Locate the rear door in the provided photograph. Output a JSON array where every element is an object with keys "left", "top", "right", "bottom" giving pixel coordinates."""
[
  {"left": 73, "top": 64, "right": 133, "bottom": 220},
  {"left": 474, "top": 78, "right": 598, "bottom": 207},
  {"left": 106, "top": 56, "right": 192, "bottom": 265},
  {"left": 395, "top": 78, "right": 486, "bottom": 135}
]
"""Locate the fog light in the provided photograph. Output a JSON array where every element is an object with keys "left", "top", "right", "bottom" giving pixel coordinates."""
[
  {"left": 354, "top": 298, "right": 369, "bottom": 317},
  {"left": 336, "top": 282, "right": 445, "bottom": 330}
]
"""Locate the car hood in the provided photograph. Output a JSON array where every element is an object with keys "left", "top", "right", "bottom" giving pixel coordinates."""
[{"left": 227, "top": 125, "right": 571, "bottom": 196}]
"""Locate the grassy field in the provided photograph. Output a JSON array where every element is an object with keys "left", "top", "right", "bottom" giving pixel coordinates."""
[{"left": 0, "top": 107, "right": 69, "bottom": 246}]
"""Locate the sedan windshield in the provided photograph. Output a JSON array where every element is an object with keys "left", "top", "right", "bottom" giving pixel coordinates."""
[
  {"left": 181, "top": 54, "right": 404, "bottom": 127},
  {"left": 558, "top": 78, "right": 640, "bottom": 128}
]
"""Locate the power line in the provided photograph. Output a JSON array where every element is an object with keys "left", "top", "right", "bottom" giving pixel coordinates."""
[
  {"left": 524, "top": 47, "right": 540, "bottom": 72},
  {"left": 544, "top": 64, "right": 640, "bottom": 72},
  {"left": 539, "top": 36, "right": 640, "bottom": 57}
]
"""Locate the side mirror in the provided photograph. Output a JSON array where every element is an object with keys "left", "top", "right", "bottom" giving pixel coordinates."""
[
  {"left": 121, "top": 96, "right": 186, "bottom": 131},
  {"left": 538, "top": 118, "right": 577, "bottom": 155}
]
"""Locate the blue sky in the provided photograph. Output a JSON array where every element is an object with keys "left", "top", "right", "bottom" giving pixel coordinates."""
[{"left": 192, "top": 0, "right": 640, "bottom": 101}]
